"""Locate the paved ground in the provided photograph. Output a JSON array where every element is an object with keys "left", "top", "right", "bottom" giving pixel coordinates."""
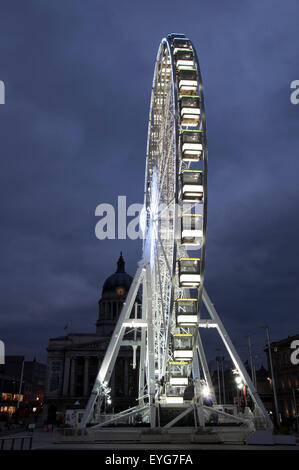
[{"left": 1, "top": 428, "right": 299, "bottom": 451}]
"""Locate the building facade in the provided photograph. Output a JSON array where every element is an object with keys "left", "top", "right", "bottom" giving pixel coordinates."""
[
  {"left": 0, "top": 356, "right": 46, "bottom": 420},
  {"left": 210, "top": 358, "right": 272, "bottom": 414},
  {"left": 44, "top": 254, "right": 140, "bottom": 423},
  {"left": 265, "top": 333, "right": 299, "bottom": 424}
]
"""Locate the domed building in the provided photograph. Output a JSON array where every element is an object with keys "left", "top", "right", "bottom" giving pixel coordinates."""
[
  {"left": 96, "top": 253, "right": 134, "bottom": 336},
  {"left": 44, "top": 254, "right": 140, "bottom": 423}
]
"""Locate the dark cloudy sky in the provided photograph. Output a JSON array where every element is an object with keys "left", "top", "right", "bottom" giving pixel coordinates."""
[{"left": 0, "top": 0, "right": 298, "bottom": 366}]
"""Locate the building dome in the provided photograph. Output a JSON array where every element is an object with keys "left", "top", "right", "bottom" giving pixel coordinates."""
[
  {"left": 102, "top": 253, "right": 133, "bottom": 297},
  {"left": 96, "top": 252, "right": 141, "bottom": 336}
]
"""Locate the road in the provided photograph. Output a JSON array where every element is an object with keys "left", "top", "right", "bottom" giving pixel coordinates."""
[{"left": 0, "top": 428, "right": 299, "bottom": 451}]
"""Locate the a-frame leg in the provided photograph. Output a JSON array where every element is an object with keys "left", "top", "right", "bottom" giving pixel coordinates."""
[
  {"left": 196, "top": 333, "right": 217, "bottom": 403},
  {"left": 202, "top": 287, "right": 273, "bottom": 430},
  {"left": 145, "top": 264, "right": 156, "bottom": 428},
  {"left": 80, "top": 261, "right": 145, "bottom": 428}
]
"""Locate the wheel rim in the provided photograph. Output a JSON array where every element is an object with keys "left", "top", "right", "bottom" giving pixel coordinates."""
[{"left": 143, "top": 33, "right": 208, "bottom": 403}]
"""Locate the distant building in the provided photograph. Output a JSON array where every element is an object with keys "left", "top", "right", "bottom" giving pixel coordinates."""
[
  {"left": 0, "top": 356, "right": 46, "bottom": 419},
  {"left": 0, "top": 370, "right": 23, "bottom": 418},
  {"left": 24, "top": 359, "right": 47, "bottom": 403},
  {"left": 44, "top": 253, "right": 140, "bottom": 423},
  {"left": 254, "top": 364, "right": 273, "bottom": 412},
  {"left": 265, "top": 333, "right": 299, "bottom": 424},
  {"left": 210, "top": 357, "right": 272, "bottom": 414}
]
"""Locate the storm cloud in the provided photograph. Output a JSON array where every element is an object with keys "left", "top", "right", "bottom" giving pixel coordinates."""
[{"left": 0, "top": 0, "right": 298, "bottom": 364}]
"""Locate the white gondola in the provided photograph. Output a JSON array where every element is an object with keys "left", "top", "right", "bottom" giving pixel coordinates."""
[
  {"left": 173, "top": 44, "right": 193, "bottom": 57},
  {"left": 180, "top": 96, "right": 201, "bottom": 126},
  {"left": 181, "top": 108, "right": 200, "bottom": 126},
  {"left": 169, "top": 377, "right": 188, "bottom": 386},
  {"left": 173, "top": 350, "right": 193, "bottom": 361},
  {"left": 176, "top": 60, "right": 194, "bottom": 69},
  {"left": 181, "top": 130, "right": 203, "bottom": 161},
  {"left": 176, "top": 298, "right": 198, "bottom": 327},
  {"left": 179, "top": 274, "right": 201, "bottom": 288},
  {"left": 181, "top": 170, "right": 203, "bottom": 202},
  {"left": 182, "top": 184, "right": 203, "bottom": 201},
  {"left": 173, "top": 38, "right": 191, "bottom": 55},
  {"left": 182, "top": 142, "right": 202, "bottom": 159},
  {"left": 178, "top": 68, "right": 198, "bottom": 95},
  {"left": 168, "top": 360, "right": 189, "bottom": 385},
  {"left": 177, "top": 315, "right": 198, "bottom": 326},
  {"left": 173, "top": 334, "right": 193, "bottom": 361},
  {"left": 178, "top": 258, "right": 201, "bottom": 288},
  {"left": 165, "top": 396, "right": 184, "bottom": 404},
  {"left": 179, "top": 80, "right": 198, "bottom": 94},
  {"left": 181, "top": 213, "right": 202, "bottom": 245}
]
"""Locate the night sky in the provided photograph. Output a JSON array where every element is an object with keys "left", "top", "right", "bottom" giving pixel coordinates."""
[{"left": 0, "top": 1, "right": 298, "bottom": 366}]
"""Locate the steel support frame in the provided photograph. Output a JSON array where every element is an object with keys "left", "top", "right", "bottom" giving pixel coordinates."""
[
  {"left": 163, "top": 405, "right": 193, "bottom": 428},
  {"left": 145, "top": 263, "right": 156, "bottom": 427},
  {"left": 202, "top": 287, "right": 273, "bottom": 430},
  {"left": 80, "top": 276, "right": 271, "bottom": 431},
  {"left": 89, "top": 405, "right": 149, "bottom": 431},
  {"left": 196, "top": 333, "right": 216, "bottom": 403},
  {"left": 80, "top": 261, "right": 145, "bottom": 428},
  {"left": 80, "top": 33, "right": 271, "bottom": 432}
]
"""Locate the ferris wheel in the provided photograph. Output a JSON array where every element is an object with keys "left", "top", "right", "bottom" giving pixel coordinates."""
[
  {"left": 80, "top": 34, "right": 272, "bottom": 431},
  {"left": 141, "top": 33, "right": 207, "bottom": 406}
]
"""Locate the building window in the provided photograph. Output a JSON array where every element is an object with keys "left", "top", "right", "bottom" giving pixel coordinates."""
[{"left": 49, "top": 360, "right": 62, "bottom": 392}]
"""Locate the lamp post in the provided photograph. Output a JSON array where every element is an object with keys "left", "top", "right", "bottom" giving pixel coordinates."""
[
  {"left": 261, "top": 326, "right": 280, "bottom": 427},
  {"left": 245, "top": 335, "right": 256, "bottom": 388},
  {"left": 220, "top": 357, "right": 226, "bottom": 405},
  {"left": 292, "top": 387, "right": 298, "bottom": 431},
  {"left": 216, "top": 357, "right": 222, "bottom": 404},
  {"left": 252, "top": 355, "right": 258, "bottom": 389},
  {"left": 17, "top": 359, "right": 24, "bottom": 409}
]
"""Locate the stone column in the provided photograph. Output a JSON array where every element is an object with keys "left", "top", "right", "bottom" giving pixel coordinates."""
[
  {"left": 62, "top": 356, "right": 71, "bottom": 396},
  {"left": 111, "top": 367, "right": 115, "bottom": 396},
  {"left": 70, "top": 357, "right": 76, "bottom": 396},
  {"left": 124, "top": 358, "right": 129, "bottom": 395},
  {"left": 83, "top": 357, "right": 89, "bottom": 396}
]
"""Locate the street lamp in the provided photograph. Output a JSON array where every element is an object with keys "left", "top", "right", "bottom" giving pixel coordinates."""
[
  {"left": 215, "top": 356, "right": 222, "bottom": 404},
  {"left": 220, "top": 356, "right": 226, "bottom": 404},
  {"left": 292, "top": 387, "right": 299, "bottom": 430},
  {"left": 245, "top": 335, "right": 256, "bottom": 388},
  {"left": 17, "top": 359, "right": 24, "bottom": 410},
  {"left": 260, "top": 325, "right": 280, "bottom": 427}
]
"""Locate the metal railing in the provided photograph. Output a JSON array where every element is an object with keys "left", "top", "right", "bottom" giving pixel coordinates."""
[{"left": 0, "top": 436, "right": 32, "bottom": 450}]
